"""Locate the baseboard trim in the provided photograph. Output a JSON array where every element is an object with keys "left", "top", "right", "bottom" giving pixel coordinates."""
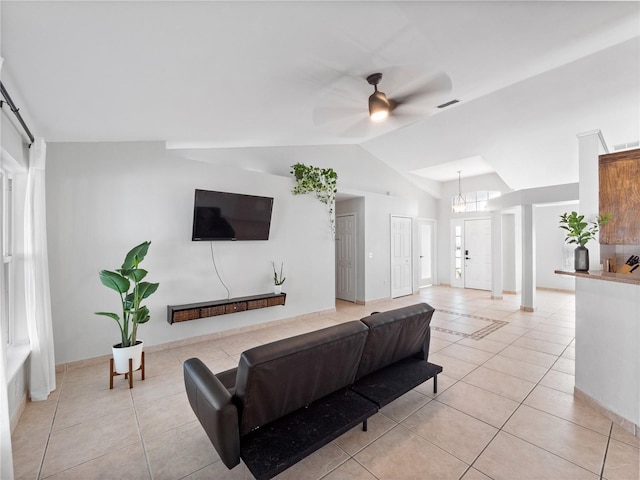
[
  {"left": 520, "top": 306, "right": 536, "bottom": 312},
  {"left": 574, "top": 387, "right": 639, "bottom": 437},
  {"left": 10, "top": 392, "right": 27, "bottom": 435},
  {"left": 367, "top": 297, "right": 394, "bottom": 305},
  {"left": 537, "top": 286, "right": 575, "bottom": 293},
  {"left": 57, "top": 307, "right": 337, "bottom": 371}
]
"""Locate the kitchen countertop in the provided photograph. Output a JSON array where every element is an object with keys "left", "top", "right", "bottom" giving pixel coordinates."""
[{"left": 555, "top": 269, "right": 640, "bottom": 286}]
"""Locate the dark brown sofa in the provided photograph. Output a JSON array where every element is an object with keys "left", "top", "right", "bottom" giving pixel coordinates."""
[{"left": 183, "top": 303, "right": 442, "bottom": 480}]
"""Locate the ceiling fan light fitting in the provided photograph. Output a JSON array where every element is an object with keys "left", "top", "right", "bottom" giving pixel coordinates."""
[{"left": 369, "top": 91, "right": 390, "bottom": 122}]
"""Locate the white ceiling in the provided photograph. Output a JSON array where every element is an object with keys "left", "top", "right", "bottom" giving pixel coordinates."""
[{"left": 1, "top": 1, "right": 639, "bottom": 191}]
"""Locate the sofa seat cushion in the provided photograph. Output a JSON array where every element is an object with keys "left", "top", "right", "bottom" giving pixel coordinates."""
[
  {"left": 235, "top": 320, "right": 369, "bottom": 435},
  {"left": 240, "top": 388, "right": 377, "bottom": 480},
  {"left": 351, "top": 358, "right": 443, "bottom": 407}
]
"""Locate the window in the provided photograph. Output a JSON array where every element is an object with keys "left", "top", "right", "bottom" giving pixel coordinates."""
[
  {"left": 454, "top": 225, "right": 462, "bottom": 280},
  {"left": 451, "top": 190, "right": 501, "bottom": 213},
  {"left": 0, "top": 170, "right": 13, "bottom": 345}
]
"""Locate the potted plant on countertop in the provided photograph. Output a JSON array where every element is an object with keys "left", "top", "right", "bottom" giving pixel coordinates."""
[
  {"left": 272, "top": 261, "right": 286, "bottom": 294},
  {"left": 95, "top": 241, "right": 160, "bottom": 374},
  {"left": 559, "top": 211, "right": 611, "bottom": 272}
]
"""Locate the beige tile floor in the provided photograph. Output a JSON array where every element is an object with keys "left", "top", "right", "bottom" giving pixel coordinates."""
[{"left": 11, "top": 286, "right": 640, "bottom": 480}]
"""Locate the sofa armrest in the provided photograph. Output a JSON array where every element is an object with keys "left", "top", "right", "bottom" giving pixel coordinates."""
[
  {"left": 415, "top": 326, "right": 431, "bottom": 361},
  {"left": 184, "top": 358, "right": 241, "bottom": 469}
]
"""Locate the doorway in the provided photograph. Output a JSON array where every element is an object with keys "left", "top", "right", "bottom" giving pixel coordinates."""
[
  {"left": 336, "top": 214, "right": 356, "bottom": 302},
  {"left": 417, "top": 219, "right": 436, "bottom": 287},
  {"left": 391, "top": 216, "right": 413, "bottom": 298}
]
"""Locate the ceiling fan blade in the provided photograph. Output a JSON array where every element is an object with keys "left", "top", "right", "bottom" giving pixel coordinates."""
[
  {"left": 389, "top": 71, "right": 453, "bottom": 111},
  {"left": 312, "top": 105, "right": 364, "bottom": 126},
  {"left": 340, "top": 117, "right": 373, "bottom": 138}
]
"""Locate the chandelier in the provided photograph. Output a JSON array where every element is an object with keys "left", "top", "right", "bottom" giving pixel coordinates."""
[{"left": 452, "top": 171, "right": 467, "bottom": 213}]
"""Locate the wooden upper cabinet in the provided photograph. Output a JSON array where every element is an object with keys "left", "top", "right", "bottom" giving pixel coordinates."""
[{"left": 599, "top": 148, "right": 640, "bottom": 245}]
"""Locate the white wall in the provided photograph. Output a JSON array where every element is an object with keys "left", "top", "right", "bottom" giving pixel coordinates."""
[
  {"left": 176, "top": 144, "right": 439, "bottom": 210},
  {"left": 337, "top": 192, "right": 429, "bottom": 303},
  {"left": 575, "top": 277, "right": 639, "bottom": 426},
  {"left": 536, "top": 203, "right": 577, "bottom": 290},
  {"left": 364, "top": 193, "right": 419, "bottom": 302},
  {"left": 46, "top": 142, "right": 336, "bottom": 364}
]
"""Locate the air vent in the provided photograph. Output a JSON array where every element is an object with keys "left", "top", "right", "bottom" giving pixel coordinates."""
[
  {"left": 437, "top": 99, "right": 460, "bottom": 109},
  {"left": 614, "top": 140, "right": 640, "bottom": 151}
]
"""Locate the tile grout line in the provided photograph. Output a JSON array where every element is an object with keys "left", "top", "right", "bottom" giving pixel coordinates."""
[
  {"left": 131, "top": 387, "right": 154, "bottom": 479},
  {"left": 600, "top": 423, "right": 614, "bottom": 480},
  {"left": 434, "top": 302, "right": 607, "bottom": 477},
  {"left": 36, "top": 370, "right": 65, "bottom": 480},
  {"left": 465, "top": 340, "right": 596, "bottom": 478}
]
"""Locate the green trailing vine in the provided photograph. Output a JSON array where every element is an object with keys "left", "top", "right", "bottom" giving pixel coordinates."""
[{"left": 290, "top": 163, "right": 338, "bottom": 237}]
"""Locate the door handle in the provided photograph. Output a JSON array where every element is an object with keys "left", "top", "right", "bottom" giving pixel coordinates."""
[{"left": 465, "top": 257, "right": 470, "bottom": 260}]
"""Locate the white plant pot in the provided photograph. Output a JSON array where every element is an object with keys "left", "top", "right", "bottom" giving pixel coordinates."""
[
  {"left": 274, "top": 284, "right": 282, "bottom": 294},
  {"left": 112, "top": 340, "right": 144, "bottom": 374}
]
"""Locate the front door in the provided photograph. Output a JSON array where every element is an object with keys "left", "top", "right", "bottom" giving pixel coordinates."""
[
  {"left": 464, "top": 218, "right": 492, "bottom": 290},
  {"left": 391, "top": 216, "right": 412, "bottom": 298}
]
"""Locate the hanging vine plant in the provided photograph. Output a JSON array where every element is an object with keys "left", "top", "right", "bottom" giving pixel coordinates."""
[{"left": 290, "top": 163, "right": 338, "bottom": 237}]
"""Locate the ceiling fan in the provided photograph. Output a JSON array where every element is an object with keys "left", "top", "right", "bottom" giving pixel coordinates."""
[
  {"left": 313, "top": 67, "right": 453, "bottom": 136},
  {"left": 366, "top": 71, "right": 453, "bottom": 122}
]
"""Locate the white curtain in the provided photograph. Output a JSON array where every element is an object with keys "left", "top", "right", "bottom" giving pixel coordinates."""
[
  {"left": 24, "top": 138, "right": 56, "bottom": 401},
  {"left": 0, "top": 55, "right": 16, "bottom": 480},
  {"left": 0, "top": 302, "right": 14, "bottom": 480}
]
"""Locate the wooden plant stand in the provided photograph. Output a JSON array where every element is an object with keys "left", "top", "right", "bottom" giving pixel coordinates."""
[{"left": 110, "top": 351, "right": 145, "bottom": 389}]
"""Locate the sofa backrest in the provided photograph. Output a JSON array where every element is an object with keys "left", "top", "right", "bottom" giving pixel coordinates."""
[
  {"left": 234, "top": 320, "right": 369, "bottom": 435},
  {"left": 356, "top": 303, "right": 435, "bottom": 380}
]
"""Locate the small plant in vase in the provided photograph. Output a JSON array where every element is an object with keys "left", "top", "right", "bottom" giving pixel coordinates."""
[
  {"left": 96, "top": 241, "right": 159, "bottom": 376},
  {"left": 272, "top": 261, "right": 286, "bottom": 294},
  {"left": 559, "top": 211, "right": 611, "bottom": 272}
]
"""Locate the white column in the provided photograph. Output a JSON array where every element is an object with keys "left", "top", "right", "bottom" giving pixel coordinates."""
[
  {"left": 491, "top": 210, "right": 503, "bottom": 299},
  {"left": 521, "top": 204, "right": 536, "bottom": 311},
  {"left": 577, "top": 130, "right": 608, "bottom": 270}
]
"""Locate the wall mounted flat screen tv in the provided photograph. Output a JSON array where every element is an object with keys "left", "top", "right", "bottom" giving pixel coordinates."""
[{"left": 192, "top": 189, "right": 274, "bottom": 241}]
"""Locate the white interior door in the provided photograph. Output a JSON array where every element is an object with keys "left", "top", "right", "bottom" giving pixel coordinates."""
[
  {"left": 418, "top": 219, "right": 435, "bottom": 287},
  {"left": 336, "top": 214, "right": 356, "bottom": 302},
  {"left": 391, "top": 216, "right": 412, "bottom": 298},
  {"left": 464, "top": 218, "right": 492, "bottom": 290}
]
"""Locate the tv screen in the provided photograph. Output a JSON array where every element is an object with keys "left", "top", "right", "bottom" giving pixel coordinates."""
[{"left": 192, "top": 189, "right": 274, "bottom": 241}]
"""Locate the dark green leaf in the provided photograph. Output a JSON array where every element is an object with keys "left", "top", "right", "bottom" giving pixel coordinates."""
[
  {"left": 122, "top": 241, "right": 151, "bottom": 269},
  {"left": 134, "top": 306, "right": 150, "bottom": 324},
  {"left": 98, "top": 270, "right": 130, "bottom": 294},
  {"left": 126, "top": 269, "right": 148, "bottom": 282},
  {"left": 138, "top": 282, "right": 159, "bottom": 300},
  {"left": 95, "top": 311, "right": 120, "bottom": 321}
]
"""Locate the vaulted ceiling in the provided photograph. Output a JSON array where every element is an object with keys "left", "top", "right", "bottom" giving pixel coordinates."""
[{"left": 2, "top": 1, "right": 638, "bottom": 193}]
